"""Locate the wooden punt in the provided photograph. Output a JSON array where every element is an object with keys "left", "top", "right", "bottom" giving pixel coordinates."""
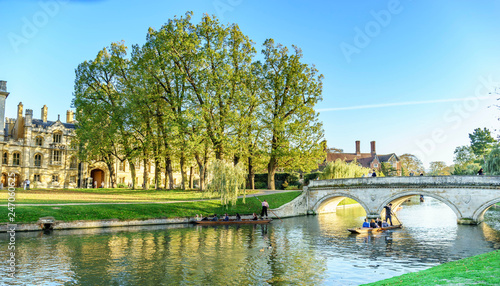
[
  {"left": 347, "top": 224, "right": 402, "bottom": 234},
  {"left": 193, "top": 219, "right": 272, "bottom": 225}
]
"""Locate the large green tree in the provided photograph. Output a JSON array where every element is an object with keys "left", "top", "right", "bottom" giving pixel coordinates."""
[
  {"left": 399, "top": 153, "right": 424, "bottom": 175},
  {"left": 428, "top": 161, "right": 451, "bottom": 176},
  {"left": 260, "top": 39, "right": 325, "bottom": 190},
  {"left": 469, "top": 127, "right": 496, "bottom": 159},
  {"left": 484, "top": 145, "right": 500, "bottom": 175}
]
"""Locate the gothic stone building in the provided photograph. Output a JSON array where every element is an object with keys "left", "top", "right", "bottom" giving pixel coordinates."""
[{"left": 0, "top": 80, "right": 179, "bottom": 189}]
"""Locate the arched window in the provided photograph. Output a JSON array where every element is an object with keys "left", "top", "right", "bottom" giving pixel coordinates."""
[
  {"left": 35, "top": 136, "right": 43, "bottom": 146},
  {"left": 2, "top": 152, "right": 7, "bottom": 165},
  {"left": 34, "top": 154, "right": 42, "bottom": 167},
  {"left": 70, "top": 157, "right": 77, "bottom": 169},
  {"left": 53, "top": 131, "right": 62, "bottom": 143},
  {"left": 13, "top": 152, "right": 20, "bottom": 166},
  {"left": 52, "top": 150, "right": 62, "bottom": 164}
]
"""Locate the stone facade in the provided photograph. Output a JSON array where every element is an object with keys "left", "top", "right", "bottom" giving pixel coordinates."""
[{"left": 0, "top": 81, "right": 189, "bottom": 189}]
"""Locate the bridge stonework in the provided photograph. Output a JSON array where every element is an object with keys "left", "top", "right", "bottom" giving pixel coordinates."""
[{"left": 272, "top": 176, "right": 500, "bottom": 225}]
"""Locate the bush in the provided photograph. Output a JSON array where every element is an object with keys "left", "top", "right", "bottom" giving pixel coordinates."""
[
  {"left": 254, "top": 181, "right": 267, "bottom": 189},
  {"left": 117, "top": 183, "right": 128, "bottom": 188},
  {"left": 304, "top": 172, "right": 321, "bottom": 185},
  {"left": 285, "top": 185, "right": 301, "bottom": 190}
]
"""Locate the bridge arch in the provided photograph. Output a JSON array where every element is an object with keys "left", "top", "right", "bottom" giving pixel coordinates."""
[
  {"left": 378, "top": 190, "right": 462, "bottom": 219},
  {"left": 312, "top": 192, "right": 370, "bottom": 215},
  {"left": 473, "top": 198, "right": 500, "bottom": 222}
]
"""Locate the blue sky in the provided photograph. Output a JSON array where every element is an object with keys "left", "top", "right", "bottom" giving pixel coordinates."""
[{"left": 1, "top": 0, "right": 499, "bottom": 168}]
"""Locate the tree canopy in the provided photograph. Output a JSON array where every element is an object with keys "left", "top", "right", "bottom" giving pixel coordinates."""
[{"left": 72, "top": 12, "right": 325, "bottom": 190}]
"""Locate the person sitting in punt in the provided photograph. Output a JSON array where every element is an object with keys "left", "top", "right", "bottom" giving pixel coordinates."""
[
  {"left": 195, "top": 214, "right": 201, "bottom": 221},
  {"left": 369, "top": 219, "right": 378, "bottom": 228},
  {"left": 201, "top": 215, "right": 209, "bottom": 221},
  {"left": 381, "top": 219, "right": 390, "bottom": 227},
  {"left": 236, "top": 213, "right": 242, "bottom": 221},
  {"left": 376, "top": 218, "right": 382, "bottom": 227},
  {"left": 252, "top": 213, "right": 259, "bottom": 220},
  {"left": 211, "top": 214, "right": 218, "bottom": 221},
  {"left": 223, "top": 213, "right": 229, "bottom": 221},
  {"left": 362, "top": 218, "right": 370, "bottom": 228}
]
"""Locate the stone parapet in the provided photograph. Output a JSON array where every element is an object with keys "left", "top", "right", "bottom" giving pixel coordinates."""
[{"left": 308, "top": 176, "right": 500, "bottom": 190}]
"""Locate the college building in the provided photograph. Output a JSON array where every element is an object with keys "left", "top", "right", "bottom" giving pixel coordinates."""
[
  {"left": 326, "top": 140, "right": 401, "bottom": 175},
  {"left": 0, "top": 80, "right": 186, "bottom": 189}
]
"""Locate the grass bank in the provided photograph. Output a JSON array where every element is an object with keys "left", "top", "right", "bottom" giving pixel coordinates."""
[
  {"left": 0, "top": 191, "right": 301, "bottom": 223},
  {"left": 0, "top": 188, "right": 260, "bottom": 204},
  {"left": 364, "top": 250, "right": 500, "bottom": 286}
]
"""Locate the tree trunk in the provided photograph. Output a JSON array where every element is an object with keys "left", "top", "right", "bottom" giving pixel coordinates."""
[
  {"left": 247, "top": 155, "right": 255, "bottom": 189},
  {"left": 195, "top": 154, "right": 205, "bottom": 191},
  {"left": 267, "top": 156, "right": 277, "bottom": 190},
  {"left": 234, "top": 154, "right": 239, "bottom": 166},
  {"left": 165, "top": 155, "right": 174, "bottom": 189},
  {"left": 143, "top": 158, "right": 149, "bottom": 190},
  {"left": 155, "top": 157, "right": 161, "bottom": 189},
  {"left": 189, "top": 166, "right": 194, "bottom": 189},
  {"left": 105, "top": 157, "right": 117, "bottom": 188},
  {"left": 128, "top": 161, "right": 136, "bottom": 189},
  {"left": 180, "top": 152, "right": 187, "bottom": 190}
]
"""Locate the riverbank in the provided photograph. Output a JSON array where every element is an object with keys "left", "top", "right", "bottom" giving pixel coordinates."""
[
  {"left": 0, "top": 191, "right": 301, "bottom": 231},
  {"left": 364, "top": 250, "right": 500, "bottom": 285}
]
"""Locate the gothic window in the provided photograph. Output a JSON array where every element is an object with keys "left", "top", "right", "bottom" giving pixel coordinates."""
[
  {"left": 53, "top": 132, "right": 62, "bottom": 143},
  {"left": 34, "top": 174, "right": 41, "bottom": 182},
  {"left": 35, "top": 136, "right": 43, "bottom": 146},
  {"left": 34, "top": 154, "right": 42, "bottom": 167},
  {"left": 2, "top": 152, "right": 7, "bottom": 165},
  {"left": 52, "top": 150, "right": 61, "bottom": 163},
  {"left": 52, "top": 175, "right": 59, "bottom": 182},
  {"left": 13, "top": 152, "right": 20, "bottom": 166},
  {"left": 70, "top": 157, "right": 77, "bottom": 169},
  {"left": 119, "top": 161, "right": 126, "bottom": 172}
]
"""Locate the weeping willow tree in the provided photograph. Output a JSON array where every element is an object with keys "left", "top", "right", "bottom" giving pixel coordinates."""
[
  {"left": 319, "top": 159, "right": 375, "bottom": 179},
  {"left": 484, "top": 145, "right": 500, "bottom": 175},
  {"left": 206, "top": 160, "right": 247, "bottom": 207}
]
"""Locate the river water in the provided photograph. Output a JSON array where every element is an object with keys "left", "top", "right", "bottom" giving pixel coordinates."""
[{"left": 1, "top": 197, "right": 500, "bottom": 285}]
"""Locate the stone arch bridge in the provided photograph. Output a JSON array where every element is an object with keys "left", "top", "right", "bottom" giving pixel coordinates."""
[{"left": 273, "top": 176, "right": 500, "bottom": 224}]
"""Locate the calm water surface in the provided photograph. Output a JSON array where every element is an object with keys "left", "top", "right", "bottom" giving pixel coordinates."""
[{"left": 1, "top": 198, "right": 500, "bottom": 285}]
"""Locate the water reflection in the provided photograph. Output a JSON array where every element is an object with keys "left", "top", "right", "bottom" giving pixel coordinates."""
[{"left": 0, "top": 198, "right": 499, "bottom": 285}]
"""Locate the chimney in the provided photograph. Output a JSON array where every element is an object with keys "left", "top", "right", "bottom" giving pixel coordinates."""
[
  {"left": 25, "top": 109, "right": 33, "bottom": 126},
  {"left": 355, "top": 140, "right": 360, "bottom": 155},
  {"left": 66, "top": 110, "right": 74, "bottom": 123},
  {"left": 17, "top": 102, "right": 23, "bottom": 119},
  {"left": 0, "top": 81, "right": 6, "bottom": 92},
  {"left": 41, "top": 105, "right": 48, "bottom": 123},
  {"left": 371, "top": 141, "right": 376, "bottom": 155}
]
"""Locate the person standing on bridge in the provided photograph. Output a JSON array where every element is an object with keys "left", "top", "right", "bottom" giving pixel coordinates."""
[{"left": 384, "top": 203, "right": 393, "bottom": 226}]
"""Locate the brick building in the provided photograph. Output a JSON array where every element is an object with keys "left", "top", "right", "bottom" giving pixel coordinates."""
[{"left": 326, "top": 140, "right": 401, "bottom": 175}]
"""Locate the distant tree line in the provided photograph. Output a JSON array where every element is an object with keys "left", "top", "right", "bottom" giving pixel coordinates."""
[{"left": 72, "top": 12, "right": 325, "bottom": 190}]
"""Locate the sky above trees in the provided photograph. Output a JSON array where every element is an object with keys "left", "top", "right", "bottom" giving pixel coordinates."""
[{"left": 1, "top": 0, "right": 499, "bottom": 168}]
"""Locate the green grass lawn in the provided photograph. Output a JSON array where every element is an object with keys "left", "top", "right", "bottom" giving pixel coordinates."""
[
  {"left": 0, "top": 191, "right": 301, "bottom": 223},
  {"left": 364, "top": 250, "right": 500, "bottom": 286},
  {"left": 0, "top": 188, "right": 260, "bottom": 204}
]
